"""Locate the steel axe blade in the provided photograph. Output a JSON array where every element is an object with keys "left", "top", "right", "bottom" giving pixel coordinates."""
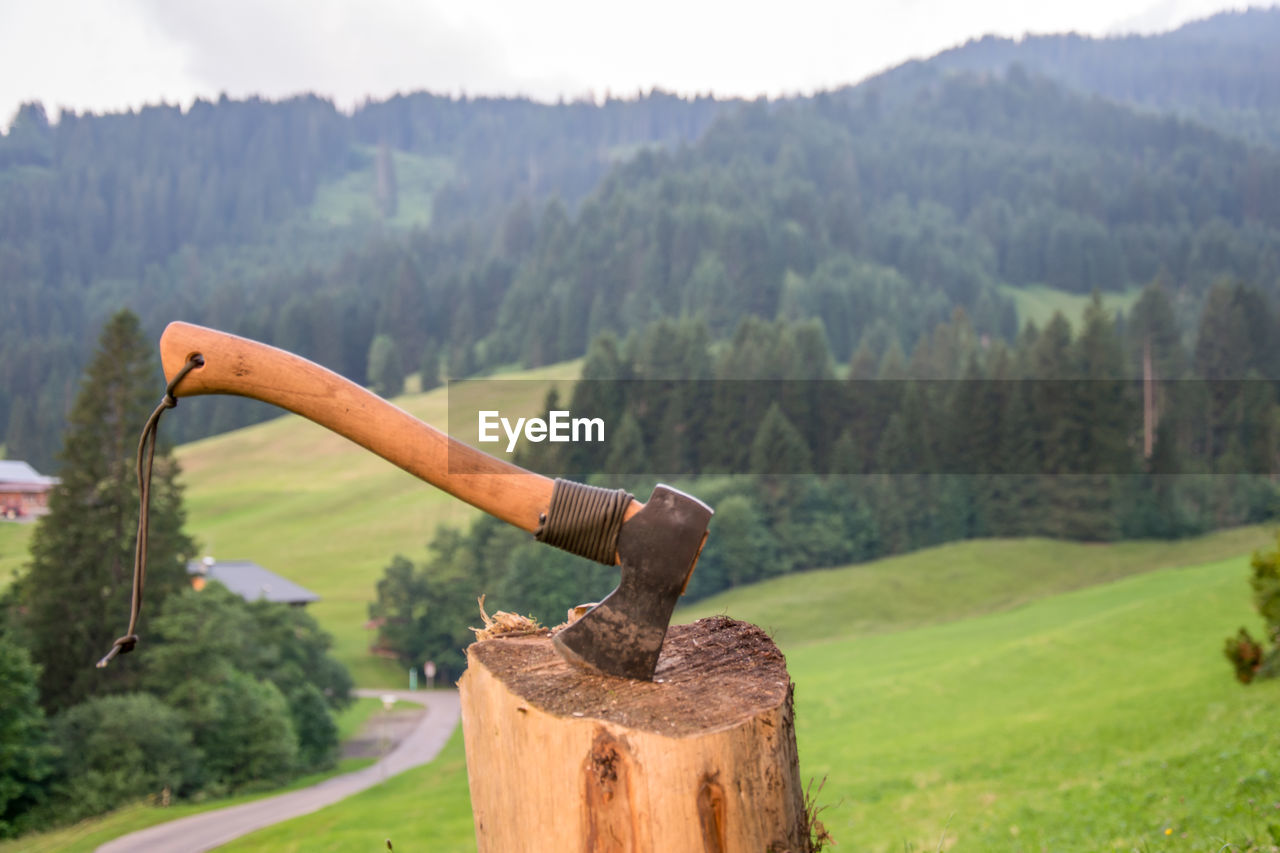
[{"left": 552, "top": 484, "right": 713, "bottom": 680}]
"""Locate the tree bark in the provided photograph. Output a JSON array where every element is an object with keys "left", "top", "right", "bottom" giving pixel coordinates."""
[{"left": 459, "top": 616, "right": 811, "bottom": 853}]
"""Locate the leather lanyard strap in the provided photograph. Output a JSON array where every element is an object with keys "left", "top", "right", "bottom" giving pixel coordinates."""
[
  {"left": 98, "top": 354, "right": 204, "bottom": 669},
  {"left": 534, "top": 478, "right": 631, "bottom": 566}
]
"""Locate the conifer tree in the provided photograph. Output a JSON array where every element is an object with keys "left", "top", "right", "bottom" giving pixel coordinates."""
[
  {"left": 750, "top": 403, "right": 813, "bottom": 478},
  {"left": 375, "top": 140, "right": 398, "bottom": 218},
  {"left": 18, "top": 310, "right": 194, "bottom": 713},
  {"left": 366, "top": 334, "right": 405, "bottom": 398},
  {"left": 711, "top": 495, "right": 777, "bottom": 587},
  {"left": 1060, "top": 294, "right": 1129, "bottom": 540},
  {"left": 603, "top": 414, "right": 648, "bottom": 482},
  {"left": 847, "top": 341, "right": 879, "bottom": 381},
  {"left": 1127, "top": 278, "right": 1185, "bottom": 380},
  {"left": 418, "top": 338, "right": 441, "bottom": 392}
]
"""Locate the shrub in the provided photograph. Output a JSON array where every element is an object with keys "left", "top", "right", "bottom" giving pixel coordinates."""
[
  {"left": 145, "top": 584, "right": 351, "bottom": 781},
  {"left": 50, "top": 693, "right": 199, "bottom": 821},
  {"left": 1224, "top": 628, "right": 1265, "bottom": 684},
  {"left": 287, "top": 682, "right": 340, "bottom": 772},
  {"left": 167, "top": 671, "right": 298, "bottom": 791},
  {"left": 1225, "top": 534, "right": 1280, "bottom": 683},
  {"left": 0, "top": 635, "right": 54, "bottom": 837}
]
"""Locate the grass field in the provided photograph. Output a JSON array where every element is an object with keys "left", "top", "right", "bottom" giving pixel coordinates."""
[
  {"left": 220, "top": 527, "right": 1279, "bottom": 852},
  {"left": 678, "top": 527, "right": 1275, "bottom": 647},
  {"left": 1000, "top": 284, "right": 1142, "bottom": 330},
  {"left": 174, "top": 361, "right": 580, "bottom": 686},
  {"left": 0, "top": 520, "right": 33, "bottom": 588},
  {"left": 308, "top": 146, "right": 454, "bottom": 230},
  {"left": 792, "top": 552, "right": 1279, "bottom": 851}
]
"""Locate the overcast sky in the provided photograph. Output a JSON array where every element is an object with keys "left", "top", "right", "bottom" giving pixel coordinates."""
[{"left": 0, "top": 0, "right": 1260, "bottom": 129}]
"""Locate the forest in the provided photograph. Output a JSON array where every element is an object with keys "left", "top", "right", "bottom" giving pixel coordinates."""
[{"left": 2, "top": 9, "right": 1280, "bottom": 473}]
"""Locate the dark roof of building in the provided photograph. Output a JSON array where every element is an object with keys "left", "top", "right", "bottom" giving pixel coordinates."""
[
  {"left": 0, "top": 461, "right": 59, "bottom": 490},
  {"left": 187, "top": 559, "right": 320, "bottom": 605}
]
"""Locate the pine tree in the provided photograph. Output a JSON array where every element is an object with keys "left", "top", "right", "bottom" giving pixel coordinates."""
[
  {"left": 418, "top": 338, "right": 440, "bottom": 392},
  {"left": 603, "top": 414, "right": 648, "bottom": 483},
  {"left": 710, "top": 495, "right": 778, "bottom": 588},
  {"left": 366, "top": 334, "right": 405, "bottom": 398},
  {"left": 1060, "top": 293, "right": 1129, "bottom": 540},
  {"left": 749, "top": 403, "right": 813, "bottom": 478},
  {"left": 375, "top": 140, "right": 398, "bottom": 218},
  {"left": 18, "top": 311, "right": 195, "bottom": 713},
  {"left": 847, "top": 341, "right": 878, "bottom": 381},
  {"left": 1127, "top": 278, "right": 1185, "bottom": 380}
]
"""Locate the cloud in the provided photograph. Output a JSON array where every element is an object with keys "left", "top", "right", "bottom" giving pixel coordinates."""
[
  {"left": 0, "top": 0, "right": 193, "bottom": 125},
  {"left": 1, "top": 0, "right": 1255, "bottom": 128},
  {"left": 1105, "top": 0, "right": 1249, "bottom": 34},
  {"left": 131, "top": 0, "right": 517, "bottom": 107}
]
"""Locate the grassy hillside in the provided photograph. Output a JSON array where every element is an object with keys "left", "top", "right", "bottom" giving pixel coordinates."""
[
  {"left": 306, "top": 146, "right": 454, "bottom": 230},
  {"left": 0, "top": 521, "right": 33, "bottom": 588},
  {"left": 175, "top": 362, "right": 580, "bottom": 686},
  {"left": 677, "top": 527, "right": 1274, "bottom": 647},
  {"left": 998, "top": 284, "right": 1141, "bottom": 330},
  {"left": 223, "top": 529, "right": 1277, "bottom": 852},
  {"left": 794, "top": 552, "right": 1279, "bottom": 851}
]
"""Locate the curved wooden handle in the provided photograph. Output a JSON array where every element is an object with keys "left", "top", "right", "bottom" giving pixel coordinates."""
[{"left": 160, "top": 321, "right": 559, "bottom": 533}]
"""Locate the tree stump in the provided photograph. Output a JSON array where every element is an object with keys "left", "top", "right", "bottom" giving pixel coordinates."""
[{"left": 458, "top": 616, "right": 811, "bottom": 853}]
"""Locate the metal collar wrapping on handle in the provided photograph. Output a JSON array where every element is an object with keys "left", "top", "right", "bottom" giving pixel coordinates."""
[
  {"left": 534, "top": 479, "right": 632, "bottom": 566},
  {"left": 97, "top": 354, "right": 204, "bottom": 669}
]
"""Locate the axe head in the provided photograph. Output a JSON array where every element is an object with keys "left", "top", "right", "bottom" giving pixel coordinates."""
[{"left": 552, "top": 484, "right": 713, "bottom": 680}]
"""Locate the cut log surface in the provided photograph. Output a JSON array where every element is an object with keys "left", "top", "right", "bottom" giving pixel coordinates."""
[{"left": 459, "top": 616, "right": 810, "bottom": 853}]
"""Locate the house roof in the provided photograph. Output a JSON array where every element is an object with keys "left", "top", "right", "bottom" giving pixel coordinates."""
[
  {"left": 0, "top": 461, "right": 58, "bottom": 488},
  {"left": 187, "top": 560, "right": 320, "bottom": 605}
]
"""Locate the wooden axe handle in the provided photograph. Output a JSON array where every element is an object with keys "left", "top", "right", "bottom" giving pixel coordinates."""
[{"left": 159, "top": 321, "right": 638, "bottom": 537}]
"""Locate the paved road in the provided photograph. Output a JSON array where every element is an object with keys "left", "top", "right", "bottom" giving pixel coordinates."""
[{"left": 97, "top": 688, "right": 461, "bottom": 853}]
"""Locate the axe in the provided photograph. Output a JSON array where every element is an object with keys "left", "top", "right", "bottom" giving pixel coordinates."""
[{"left": 157, "top": 322, "right": 712, "bottom": 681}]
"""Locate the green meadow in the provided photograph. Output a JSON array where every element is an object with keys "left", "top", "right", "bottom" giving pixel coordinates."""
[
  {"left": 0, "top": 521, "right": 33, "bottom": 588},
  {"left": 306, "top": 146, "right": 454, "bottom": 230},
  {"left": 678, "top": 529, "right": 1274, "bottom": 647},
  {"left": 789, "top": 551, "right": 1279, "bottom": 851},
  {"left": 999, "top": 283, "right": 1142, "bottom": 330}
]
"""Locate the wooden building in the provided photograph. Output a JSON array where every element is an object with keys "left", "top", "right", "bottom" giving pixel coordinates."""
[{"left": 0, "top": 460, "right": 59, "bottom": 520}]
